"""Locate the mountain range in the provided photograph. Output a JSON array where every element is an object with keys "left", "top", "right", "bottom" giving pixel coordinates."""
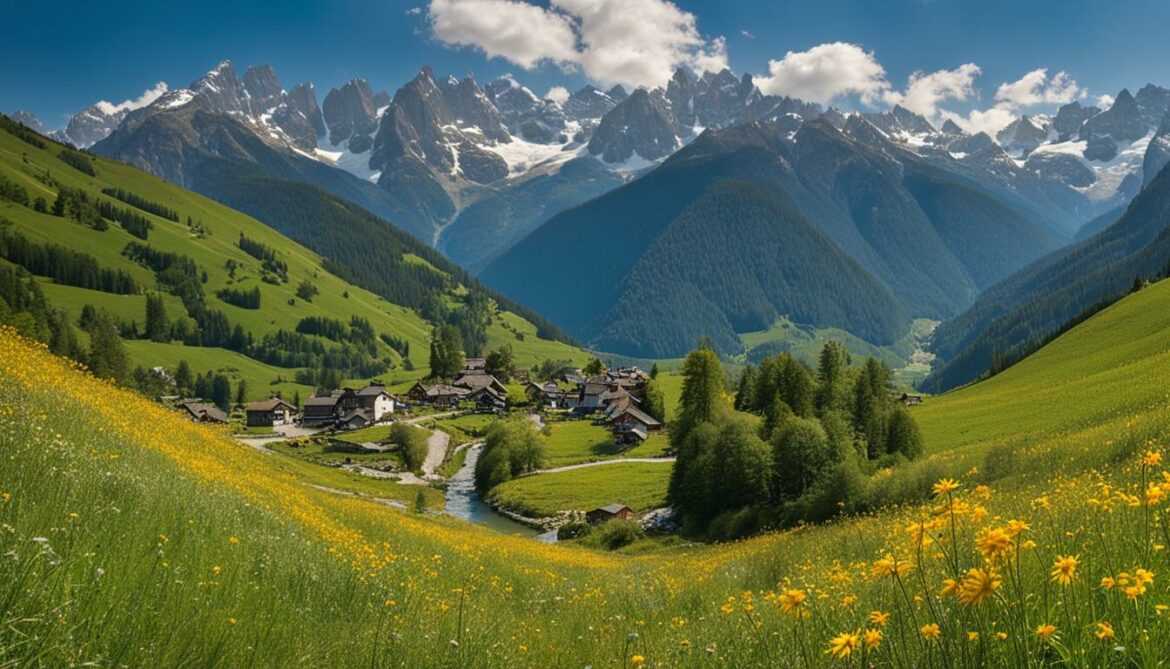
[{"left": 15, "top": 60, "right": 1170, "bottom": 368}]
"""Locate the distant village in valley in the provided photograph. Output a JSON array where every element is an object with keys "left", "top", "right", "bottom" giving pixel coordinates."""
[{"left": 172, "top": 356, "right": 662, "bottom": 442}]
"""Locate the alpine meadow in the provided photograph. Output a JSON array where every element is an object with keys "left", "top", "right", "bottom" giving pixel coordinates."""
[{"left": 5, "top": 1, "right": 1170, "bottom": 667}]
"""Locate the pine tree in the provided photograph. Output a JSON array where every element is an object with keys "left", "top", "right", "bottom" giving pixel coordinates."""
[
  {"left": 235, "top": 379, "right": 248, "bottom": 407},
  {"left": 174, "top": 360, "right": 193, "bottom": 395},
  {"left": 211, "top": 374, "right": 232, "bottom": 411},
  {"left": 145, "top": 293, "right": 169, "bottom": 342}
]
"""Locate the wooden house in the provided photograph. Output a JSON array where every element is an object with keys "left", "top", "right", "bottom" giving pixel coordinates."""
[
  {"left": 586, "top": 504, "right": 635, "bottom": 525},
  {"left": 181, "top": 401, "right": 227, "bottom": 424},
  {"left": 244, "top": 398, "right": 298, "bottom": 427}
]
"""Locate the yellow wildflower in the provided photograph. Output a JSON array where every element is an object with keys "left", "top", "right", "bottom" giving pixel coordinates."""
[
  {"left": 932, "top": 478, "right": 960, "bottom": 496},
  {"left": 1035, "top": 624, "right": 1057, "bottom": 640},
  {"left": 1100, "top": 576, "right": 1116, "bottom": 590},
  {"left": 630, "top": 655, "right": 646, "bottom": 668},
  {"left": 1095, "top": 621, "right": 1115, "bottom": 641},
  {"left": 1050, "top": 555, "right": 1079, "bottom": 586},
  {"left": 867, "top": 610, "right": 890, "bottom": 627},
  {"left": 825, "top": 631, "right": 861, "bottom": 659},
  {"left": 920, "top": 623, "right": 941, "bottom": 640},
  {"left": 957, "top": 567, "right": 1001, "bottom": 605},
  {"left": 1142, "top": 450, "right": 1163, "bottom": 466},
  {"left": 777, "top": 589, "right": 807, "bottom": 617},
  {"left": 863, "top": 628, "right": 883, "bottom": 649},
  {"left": 976, "top": 527, "right": 1014, "bottom": 563}
]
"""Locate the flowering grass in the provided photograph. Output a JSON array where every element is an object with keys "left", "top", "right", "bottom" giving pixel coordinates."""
[{"left": 5, "top": 277, "right": 1170, "bottom": 666}]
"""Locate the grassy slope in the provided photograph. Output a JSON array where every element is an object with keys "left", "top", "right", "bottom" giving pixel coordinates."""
[
  {"left": 0, "top": 128, "right": 586, "bottom": 397},
  {"left": 541, "top": 420, "right": 670, "bottom": 467},
  {"left": 915, "top": 277, "right": 1170, "bottom": 467},
  {"left": 8, "top": 267, "right": 1170, "bottom": 666}
]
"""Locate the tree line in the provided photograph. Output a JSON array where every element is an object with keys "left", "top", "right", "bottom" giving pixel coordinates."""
[
  {"left": 101, "top": 187, "right": 179, "bottom": 222},
  {"left": 0, "top": 225, "right": 139, "bottom": 294},
  {"left": 669, "top": 341, "right": 924, "bottom": 540}
]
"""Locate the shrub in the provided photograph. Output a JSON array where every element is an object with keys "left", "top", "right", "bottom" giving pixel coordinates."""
[
  {"left": 556, "top": 521, "right": 592, "bottom": 541},
  {"left": 590, "top": 518, "right": 643, "bottom": 550}
]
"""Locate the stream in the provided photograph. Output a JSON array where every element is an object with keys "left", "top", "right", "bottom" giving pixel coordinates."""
[{"left": 444, "top": 445, "right": 557, "bottom": 542}]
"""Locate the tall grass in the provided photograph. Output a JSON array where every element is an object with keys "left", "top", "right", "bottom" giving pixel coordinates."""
[{"left": 4, "top": 328, "right": 1170, "bottom": 666}]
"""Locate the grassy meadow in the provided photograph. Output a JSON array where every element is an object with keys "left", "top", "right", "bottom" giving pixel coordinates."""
[
  {"left": 6, "top": 280, "right": 1170, "bottom": 667},
  {"left": 489, "top": 462, "right": 674, "bottom": 517}
]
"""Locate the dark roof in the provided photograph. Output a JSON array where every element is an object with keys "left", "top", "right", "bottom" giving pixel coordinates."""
[
  {"left": 356, "top": 384, "right": 389, "bottom": 397},
  {"left": 454, "top": 373, "right": 502, "bottom": 391},
  {"left": 304, "top": 395, "right": 340, "bottom": 408},
  {"left": 613, "top": 405, "right": 661, "bottom": 427},
  {"left": 463, "top": 357, "right": 486, "bottom": 370},
  {"left": 339, "top": 408, "right": 373, "bottom": 424},
  {"left": 182, "top": 402, "right": 227, "bottom": 423},
  {"left": 581, "top": 382, "right": 609, "bottom": 396},
  {"left": 593, "top": 503, "right": 632, "bottom": 515},
  {"left": 245, "top": 398, "right": 296, "bottom": 412}
]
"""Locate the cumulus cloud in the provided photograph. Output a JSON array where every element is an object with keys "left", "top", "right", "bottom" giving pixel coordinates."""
[
  {"left": 426, "top": 0, "right": 728, "bottom": 89},
  {"left": 883, "top": 64, "right": 981, "bottom": 120},
  {"left": 1096, "top": 94, "right": 1115, "bottom": 109},
  {"left": 740, "top": 30, "right": 755, "bottom": 40},
  {"left": 755, "top": 42, "right": 890, "bottom": 105},
  {"left": 544, "top": 85, "right": 570, "bottom": 105},
  {"left": 994, "top": 68, "right": 1083, "bottom": 107},
  {"left": 428, "top": 0, "right": 578, "bottom": 69},
  {"left": 940, "top": 69, "right": 1088, "bottom": 137},
  {"left": 94, "top": 81, "right": 169, "bottom": 116}
]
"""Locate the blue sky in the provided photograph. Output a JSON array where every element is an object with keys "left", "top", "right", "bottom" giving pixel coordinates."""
[{"left": 3, "top": 0, "right": 1169, "bottom": 132}]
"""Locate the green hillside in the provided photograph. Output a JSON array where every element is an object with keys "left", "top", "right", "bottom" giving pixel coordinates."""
[
  {"left": 0, "top": 117, "right": 586, "bottom": 399},
  {"left": 6, "top": 256, "right": 1170, "bottom": 666}
]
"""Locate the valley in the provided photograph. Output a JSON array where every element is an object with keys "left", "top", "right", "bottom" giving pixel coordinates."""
[{"left": 6, "top": 6, "right": 1170, "bottom": 666}]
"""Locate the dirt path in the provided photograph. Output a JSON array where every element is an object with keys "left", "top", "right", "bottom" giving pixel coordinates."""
[{"left": 534, "top": 457, "right": 675, "bottom": 475}]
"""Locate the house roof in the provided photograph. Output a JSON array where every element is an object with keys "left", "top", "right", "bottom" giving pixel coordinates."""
[
  {"left": 356, "top": 385, "right": 389, "bottom": 397},
  {"left": 182, "top": 402, "right": 227, "bottom": 423},
  {"left": 454, "top": 373, "right": 503, "bottom": 391},
  {"left": 593, "top": 503, "right": 632, "bottom": 515},
  {"left": 245, "top": 398, "right": 296, "bottom": 412},
  {"left": 304, "top": 395, "right": 340, "bottom": 408},
  {"left": 339, "top": 408, "right": 373, "bottom": 424},
  {"left": 613, "top": 405, "right": 662, "bottom": 428},
  {"left": 581, "top": 382, "right": 609, "bottom": 396},
  {"left": 426, "top": 384, "right": 470, "bottom": 397}
]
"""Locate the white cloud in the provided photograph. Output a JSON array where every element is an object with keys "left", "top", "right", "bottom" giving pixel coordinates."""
[
  {"left": 994, "top": 68, "right": 1083, "bottom": 107},
  {"left": 940, "top": 106, "right": 1018, "bottom": 138},
  {"left": 426, "top": 0, "right": 728, "bottom": 89},
  {"left": 755, "top": 42, "right": 890, "bottom": 105},
  {"left": 94, "top": 82, "right": 168, "bottom": 116},
  {"left": 544, "top": 85, "right": 570, "bottom": 105},
  {"left": 883, "top": 64, "right": 981, "bottom": 120},
  {"left": 1096, "top": 94, "right": 1115, "bottom": 109},
  {"left": 740, "top": 30, "right": 755, "bottom": 40},
  {"left": 406, "top": 6, "right": 423, "bottom": 15},
  {"left": 428, "top": 0, "right": 579, "bottom": 69}
]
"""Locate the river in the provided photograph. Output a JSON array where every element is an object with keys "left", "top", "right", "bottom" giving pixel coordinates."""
[{"left": 444, "top": 444, "right": 556, "bottom": 541}]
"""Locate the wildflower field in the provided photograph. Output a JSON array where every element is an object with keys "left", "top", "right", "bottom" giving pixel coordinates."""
[{"left": 4, "top": 278, "right": 1170, "bottom": 666}]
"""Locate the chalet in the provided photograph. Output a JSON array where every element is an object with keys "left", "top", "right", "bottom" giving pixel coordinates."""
[
  {"left": 574, "top": 382, "right": 610, "bottom": 413},
  {"left": 469, "top": 385, "right": 507, "bottom": 412},
  {"left": 462, "top": 357, "right": 487, "bottom": 373},
  {"left": 180, "top": 401, "right": 227, "bottom": 424},
  {"left": 355, "top": 384, "right": 395, "bottom": 421},
  {"left": 408, "top": 382, "right": 471, "bottom": 408},
  {"left": 244, "top": 398, "right": 297, "bottom": 427},
  {"left": 527, "top": 381, "right": 568, "bottom": 408},
  {"left": 586, "top": 503, "right": 634, "bottom": 525},
  {"left": 453, "top": 372, "right": 507, "bottom": 395},
  {"left": 337, "top": 408, "right": 374, "bottom": 430},
  {"left": 899, "top": 393, "right": 924, "bottom": 406},
  {"left": 302, "top": 394, "right": 342, "bottom": 426},
  {"left": 610, "top": 405, "right": 662, "bottom": 444}
]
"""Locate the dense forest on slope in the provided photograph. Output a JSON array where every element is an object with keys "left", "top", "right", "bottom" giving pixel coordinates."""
[
  {"left": 483, "top": 120, "right": 1060, "bottom": 357},
  {"left": 925, "top": 161, "right": 1170, "bottom": 392},
  {"left": 591, "top": 181, "right": 908, "bottom": 357}
]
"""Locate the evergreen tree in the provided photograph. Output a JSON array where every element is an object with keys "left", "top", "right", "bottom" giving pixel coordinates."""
[
  {"left": 210, "top": 374, "right": 232, "bottom": 411},
  {"left": 642, "top": 377, "right": 666, "bottom": 423},
  {"left": 649, "top": 363, "right": 659, "bottom": 379},
  {"left": 734, "top": 366, "right": 757, "bottom": 411},
  {"left": 174, "top": 360, "right": 193, "bottom": 395},
  {"left": 485, "top": 344, "right": 515, "bottom": 380},
  {"left": 673, "top": 347, "right": 727, "bottom": 444},
  {"left": 84, "top": 310, "right": 128, "bottom": 383},
  {"left": 815, "top": 341, "right": 848, "bottom": 415},
  {"left": 235, "top": 379, "right": 248, "bottom": 407},
  {"left": 885, "top": 407, "right": 924, "bottom": 460},
  {"left": 428, "top": 324, "right": 464, "bottom": 378},
  {"left": 144, "top": 293, "right": 169, "bottom": 342}
]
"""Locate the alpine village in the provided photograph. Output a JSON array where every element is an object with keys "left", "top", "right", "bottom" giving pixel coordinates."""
[{"left": 5, "top": 1, "right": 1170, "bottom": 666}]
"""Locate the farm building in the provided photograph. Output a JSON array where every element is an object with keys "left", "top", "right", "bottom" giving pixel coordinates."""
[
  {"left": 355, "top": 384, "right": 396, "bottom": 421},
  {"left": 586, "top": 504, "right": 635, "bottom": 524},
  {"left": 180, "top": 400, "right": 227, "bottom": 424},
  {"left": 244, "top": 398, "right": 297, "bottom": 427}
]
